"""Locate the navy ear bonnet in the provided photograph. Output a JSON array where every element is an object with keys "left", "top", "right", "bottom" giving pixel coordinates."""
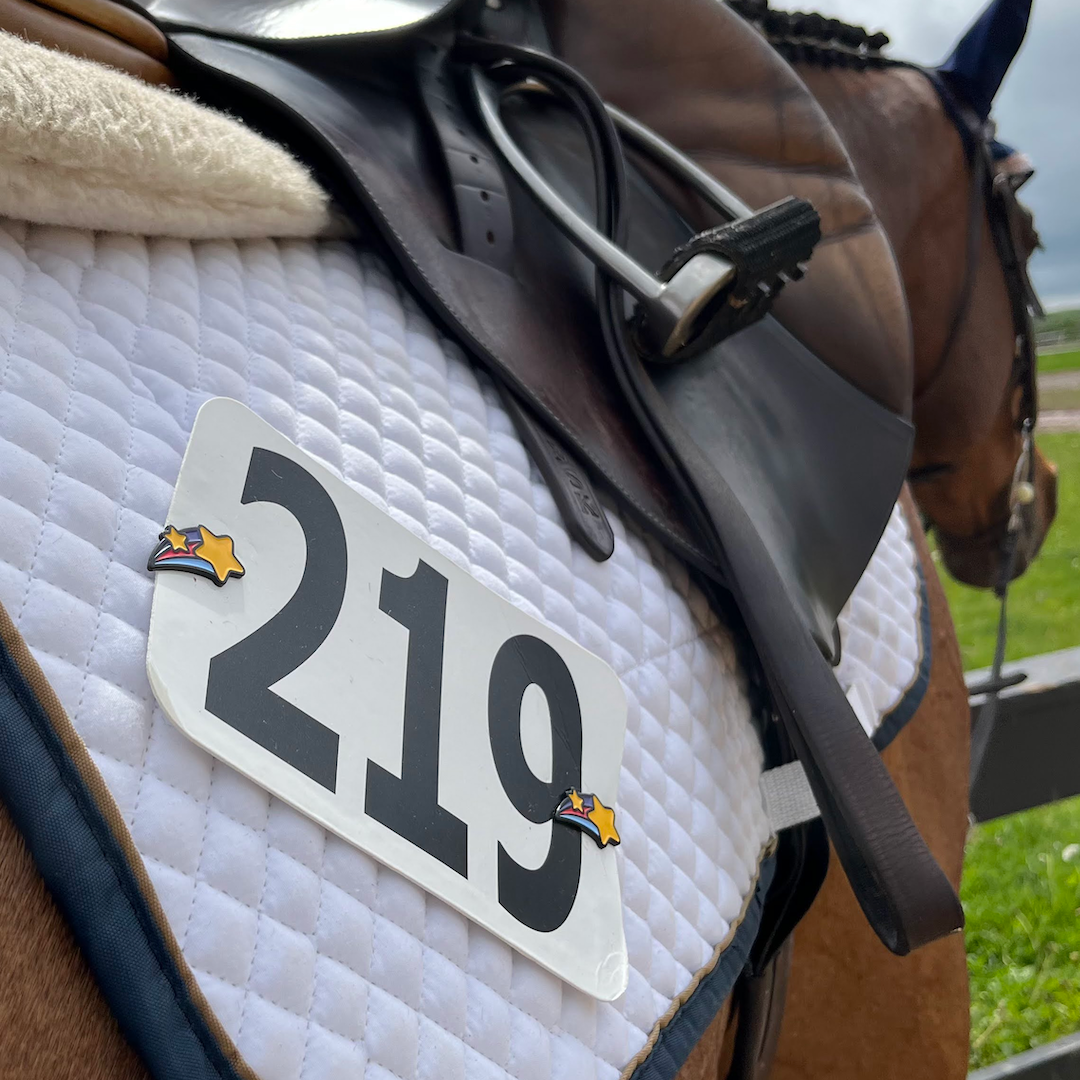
[{"left": 934, "top": 0, "right": 1032, "bottom": 159}]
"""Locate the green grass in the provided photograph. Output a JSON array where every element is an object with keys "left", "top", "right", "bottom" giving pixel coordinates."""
[
  {"left": 1038, "top": 348, "right": 1080, "bottom": 375},
  {"left": 938, "top": 431, "right": 1080, "bottom": 670},
  {"left": 946, "top": 431, "right": 1080, "bottom": 1069},
  {"left": 964, "top": 797, "right": 1080, "bottom": 1069}
]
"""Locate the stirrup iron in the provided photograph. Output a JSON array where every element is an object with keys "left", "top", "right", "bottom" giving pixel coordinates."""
[{"left": 470, "top": 70, "right": 820, "bottom": 360}]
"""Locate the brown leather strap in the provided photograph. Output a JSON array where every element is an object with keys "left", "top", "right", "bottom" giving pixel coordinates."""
[
  {"left": 726, "top": 937, "right": 793, "bottom": 1080},
  {"left": 912, "top": 139, "right": 984, "bottom": 403},
  {"left": 0, "top": 0, "right": 173, "bottom": 83}
]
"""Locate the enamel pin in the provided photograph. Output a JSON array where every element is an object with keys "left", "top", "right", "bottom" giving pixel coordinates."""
[
  {"left": 553, "top": 789, "right": 621, "bottom": 849},
  {"left": 147, "top": 525, "right": 245, "bottom": 587}
]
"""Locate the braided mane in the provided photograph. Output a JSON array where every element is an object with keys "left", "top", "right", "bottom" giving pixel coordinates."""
[{"left": 727, "top": 0, "right": 899, "bottom": 69}]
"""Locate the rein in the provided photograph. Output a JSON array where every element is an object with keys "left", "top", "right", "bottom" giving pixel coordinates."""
[
  {"left": 909, "top": 71, "right": 1039, "bottom": 431},
  {"left": 967, "top": 420, "right": 1035, "bottom": 781},
  {"left": 906, "top": 79, "right": 1043, "bottom": 791}
]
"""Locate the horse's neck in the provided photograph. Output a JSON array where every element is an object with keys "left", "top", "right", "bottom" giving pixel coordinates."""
[
  {"left": 795, "top": 65, "right": 963, "bottom": 257},
  {"left": 795, "top": 63, "right": 981, "bottom": 398}
]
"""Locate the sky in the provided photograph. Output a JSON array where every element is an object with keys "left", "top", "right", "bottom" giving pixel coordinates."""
[{"left": 770, "top": 0, "right": 1080, "bottom": 309}]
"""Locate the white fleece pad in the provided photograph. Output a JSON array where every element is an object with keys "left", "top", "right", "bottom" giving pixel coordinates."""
[
  {"left": 0, "top": 32, "right": 331, "bottom": 239},
  {"left": 0, "top": 222, "right": 923, "bottom": 1080}
]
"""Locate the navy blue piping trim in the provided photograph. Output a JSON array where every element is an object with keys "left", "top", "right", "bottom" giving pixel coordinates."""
[
  {"left": 0, "top": 632, "right": 245, "bottom": 1080},
  {"left": 627, "top": 856, "right": 776, "bottom": 1080},
  {"left": 872, "top": 559, "right": 933, "bottom": 752}
]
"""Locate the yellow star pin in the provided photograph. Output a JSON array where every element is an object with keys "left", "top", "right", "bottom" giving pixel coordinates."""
[
  {"left": 194, "top": 526, "right": 245, "bottom": 586},
  {"left": 587, "top": 796, "right": 621, "bottom": 848},
  {"left": 568, "top": 789, "right": 584, "bottom": 812},
  {"left": 162, "top": 525, "right": 188, "bottom": 552}
]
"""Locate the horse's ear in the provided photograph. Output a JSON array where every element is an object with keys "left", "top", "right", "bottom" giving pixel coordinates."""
[{"left": 937, "top": 0, "right": 1033, "bottom": 120}]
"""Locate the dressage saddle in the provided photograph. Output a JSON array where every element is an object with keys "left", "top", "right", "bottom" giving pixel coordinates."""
[{"left": 11, "top": 0, "right": 963, "bottom": 954}]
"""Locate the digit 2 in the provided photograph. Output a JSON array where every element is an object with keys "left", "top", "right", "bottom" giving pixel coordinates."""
[
  {"left": 205, "top": 448, "right": 343, "bottom": 791},
  {"left": 365, "top": 561, "right": 468, "bottom": 876},
  {"left": 489, "top": 636, "right": 583, "bottom": 932}
]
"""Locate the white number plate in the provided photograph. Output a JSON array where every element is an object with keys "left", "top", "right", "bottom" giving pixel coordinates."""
[{"left": 147, "top": 398, "right": 628, "bottom": 1000}]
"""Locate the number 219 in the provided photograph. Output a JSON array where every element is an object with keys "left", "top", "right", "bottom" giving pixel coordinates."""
[{"left": 204, "top": 448, "right": 583, "bottom": 931}]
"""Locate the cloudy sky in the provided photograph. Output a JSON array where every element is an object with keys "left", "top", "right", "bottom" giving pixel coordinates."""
[{"left": 771, "top": 0, "right": 1080, "bottom": 309}]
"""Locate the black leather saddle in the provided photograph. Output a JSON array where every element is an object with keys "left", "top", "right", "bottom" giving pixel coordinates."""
[{"left": 116, "top": 0, "right": 963, "bottom": 953}]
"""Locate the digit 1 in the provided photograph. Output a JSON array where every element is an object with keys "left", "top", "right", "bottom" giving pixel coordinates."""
[
  {"left": 365, "top": 560, "right": 468, "bottom": 877},
  {"left": 488, "top": 635, "right": 582, "bottom": 933}
]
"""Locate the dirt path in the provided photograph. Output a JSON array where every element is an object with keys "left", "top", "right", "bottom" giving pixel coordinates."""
[
  {"left": 1041, "top": 371, "right": 1080, "bottom": 392},
  {"left": 1037, "top": 372, "right": 1080, "bottom": 431},
  {"left": 1037, "top": 410, "right": 1080, "bottom": 433}
]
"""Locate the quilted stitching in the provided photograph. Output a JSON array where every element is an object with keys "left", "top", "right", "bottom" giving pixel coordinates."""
[
  {"left": 0, "top": 221, "right": 919, "bottom": 1080},
  {"left": 836, "top": 503, "right": 922, "bottom": 735}
]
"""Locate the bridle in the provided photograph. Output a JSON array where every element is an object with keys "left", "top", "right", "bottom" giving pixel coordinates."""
[
  {"left": 967, "top": 418, "right": 1035, "bottom": 780},
  {"left": 906, "top": 72, "right": 1044, "bottom": 785},
  {"left": 908, "top": 73, "right": 1041, "bottom": 473}
]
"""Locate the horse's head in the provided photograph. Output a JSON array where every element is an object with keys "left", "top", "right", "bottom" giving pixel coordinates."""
[
  {"left": 769, "top": 0, "right": 1056, "bottom": 592},
  {"left": 906, "top": 144, "right": 1056, "bottom": 590},
  {"left": 905, "top": 0, "right": 1056, "bottom": 589}
]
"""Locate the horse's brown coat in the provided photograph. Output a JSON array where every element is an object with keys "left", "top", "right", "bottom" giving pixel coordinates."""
[
  {"left": 676, "top": 998, "right": 736, "bottom": 1080},
  {"left": 545, "top": 0, "right": 914, "bottom": 419},
  {"left": 0, "top": 799, "right": 149, "bottom": 1080}
]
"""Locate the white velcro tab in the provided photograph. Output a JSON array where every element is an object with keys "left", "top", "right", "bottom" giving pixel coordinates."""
[
  {"left": 846, "top": 677, "right": 878, "bottom": 738},
  {"left": 759, "top": 760, "right": 820, "bottom": 832},
  {"left": 760, "top": 680, "right": 883, "bottom": 833}
]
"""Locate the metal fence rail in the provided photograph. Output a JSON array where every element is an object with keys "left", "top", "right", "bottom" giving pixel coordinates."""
[
  {"left": 968, "top": 647, "right": 1080, "bottom": 823},
  {"left": 969, "top": 1032, "right": 1080, "bottom": 1079}
]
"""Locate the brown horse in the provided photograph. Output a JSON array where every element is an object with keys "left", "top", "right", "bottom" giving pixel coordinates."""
[
  {"left": 775, "top": 15, "right": 1058, "bottom": 590},
  {"left": 0, "top": 5, "right": 1049, "bottom": 1080},
  {"left": 717, "top": 6, "right": 1057, "bottom": 1079}
]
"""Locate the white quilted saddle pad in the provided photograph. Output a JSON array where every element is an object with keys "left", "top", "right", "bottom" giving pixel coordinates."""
[{"left": 0, "top": 222, "right": 928, "bottom": 1080}]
